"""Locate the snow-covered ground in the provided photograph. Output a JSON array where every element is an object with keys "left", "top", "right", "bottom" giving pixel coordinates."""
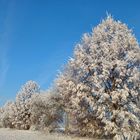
[{"left": 0, "top": 128, "right": 98, "bottom": 140}]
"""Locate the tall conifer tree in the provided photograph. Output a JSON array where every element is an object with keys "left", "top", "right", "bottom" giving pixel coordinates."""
[{"left": 56, "top": 16, "right": 140, "bottom": 138}]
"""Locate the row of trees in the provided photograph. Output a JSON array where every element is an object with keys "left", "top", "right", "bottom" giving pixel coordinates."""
[
  {"left": 0, "top": 16, "right": 140, "bottom": 139},
  {"left": 0, "top": 81, "right": 62, "bottom": 131}
]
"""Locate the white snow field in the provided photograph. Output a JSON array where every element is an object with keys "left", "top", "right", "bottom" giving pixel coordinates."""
[{"left": 0, "top": 128, "right": 99, "bottom": 140}]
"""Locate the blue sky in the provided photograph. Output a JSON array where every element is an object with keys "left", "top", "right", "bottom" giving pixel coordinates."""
[{"left": 0, "top": 0, "right": 140, "bottom": 105}]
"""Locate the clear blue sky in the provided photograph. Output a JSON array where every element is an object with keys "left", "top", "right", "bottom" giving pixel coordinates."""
[{"left": 0, "top": 0, "right": 140, "bottom": 105}]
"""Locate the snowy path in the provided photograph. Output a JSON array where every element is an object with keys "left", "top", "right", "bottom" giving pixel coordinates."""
[
  {"left": 0, "top": 128, "right": 97, "bottom": 140},
  {"left": 0, "top": 128, "right": 49, "bottom": 140}
]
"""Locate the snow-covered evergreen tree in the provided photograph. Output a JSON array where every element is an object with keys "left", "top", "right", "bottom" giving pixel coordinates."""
[
  {"left": 13, "top": 80, "right": 40, "bottom": 129},
  {"left": 16, "top": 80, "right": 40, "bottom": 103},
  {"left": 55, "top": 16, "right": 140, "bottom": 138},
  {"left": 0, "top": 80, "right": 40, "bottom": 130}
]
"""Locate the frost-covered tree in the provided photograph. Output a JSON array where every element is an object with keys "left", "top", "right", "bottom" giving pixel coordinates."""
[
  {"left": 55, "top": 16, "right": 140, "bottom": 138},
  {"left": 16, "top": 80, "right": 40, "bottom": 103},
  {"left": 0, "top": 80, "right": 40, "bottom": 130},
  {"left": 0, "top": 101, "right": 14, "bottom": 128},
  {"left": 13, "top": 80, "right": 40, "bottom": 130},
  {"left": 30, "top": 89, "right": 63, "bottom": 132}
]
